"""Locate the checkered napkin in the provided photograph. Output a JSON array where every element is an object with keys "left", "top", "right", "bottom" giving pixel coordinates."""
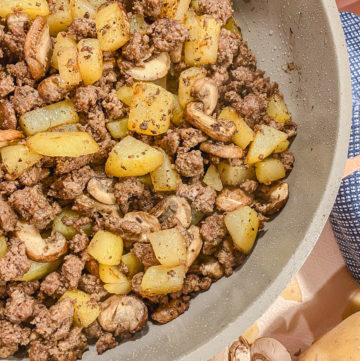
[{"left": 330, "top": 12, "right": 360, "bottom": 282}]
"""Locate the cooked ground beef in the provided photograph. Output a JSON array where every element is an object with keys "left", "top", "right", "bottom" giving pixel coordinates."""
[
  {"left": 114, "top": 177, "right": 145, "bottom": 214},
  {"left": 198, "top": 0, "right": 233, "bottom": 25},
  {"left": 10, "top": 85, "right": 42, "bottom": 115},
  {"left": 132, "top": 242, "right": 160, "bottom": 268},
  {"left": 66, "top": 18, "right": 97, "bottom": 41},
  {"left": 151, "top": 298, "right": 189, "bottom": 324},
  {"left": 0, "top": 200, "right": 17, "bottom": 232},
  {"left": 175, "top": 150, "right": 204, "bottom": 177},
  {"left": 133, "top": 0, "right": 162, "bottom": 17},
  {"left": 61, "top": 255, "right": 84, "bottom": 289},
  {"left": 200, "top": 214, "right": 227, "bottom": 255},
  {"left": 0, "top": 100, "right": 17, "bottom": 129},
  {"left": 122, "top": 31, "right": 152, "bottom": 65}
]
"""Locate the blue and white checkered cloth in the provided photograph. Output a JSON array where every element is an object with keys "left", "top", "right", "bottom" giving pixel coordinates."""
[{"left": 330, "top": 12, "right": 360, "bottom": 282}]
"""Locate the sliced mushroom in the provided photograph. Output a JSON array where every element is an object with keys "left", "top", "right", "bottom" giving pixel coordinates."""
[
  {"left": 126, "top": 52, "right": 171, "bottom": 81},
  {"left": 87, "top": 178, "right": 116, "bottom": 205},
  {"left": 121, "top": 212, "right": 161, "bottom": 242},
  {"left": 229, "top": 337, "right": 251, "bottom": 361},
  {"left": 216, "top": 188, "right": 253, "bottom": 212},
  {"left": 191, "top": 77, "right": 219, "bottom": 115},
  {"left": 151, "top": 196, "right": 192, "bottom": 229},
  {"left": 74, "top": 194, "right": 120, "bottom": 216},
  {"left": 38, "top": 75, "right": 68, "bottom": 103},
  {"left": 24, "top": 16, "right": 52, "bottom": 80},
  {"left": 6, "top": 13, "right": 30, "bottom": 38},
  {"left": 200, "top": 142, "right": 244, "bottom": 159},
  {"left": 98, "top": 295, "right": 148, "bottom": 334},
  {"left": 0, "top": 129, "right": 24, "bottom": 147},
  {"left": 251, "top": 337, "right": 291, "bottom": 361},
  {"left": 254, "top": 181, "right": 289, "bottom": 216},
  {"left": 15, "top": 222, "right": 67, "bottom": 262},
  {"left": 185, "top": 102, "right": 236, "bottom": 142},
  {"left": 186, "top": 225, "right": 203, "bottom": 269}
]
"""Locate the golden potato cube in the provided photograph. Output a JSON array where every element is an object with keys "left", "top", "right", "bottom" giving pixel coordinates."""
[
  {"left": 255, "top": 158, "right": 286, "bottom": 184},
  {"left": 52, "top": 33, "right": 76, "bottom": 70},
  {"left": 47, "top": 0, "right": 73, "bottom": 35},
  {"left": 116, "top": 85, "right": 135, "bottom": 106},
  {"left": 87, "top": 0, "right": 107, "bottom": 7},
  {"left": 20, "top": 100, "right": 78, "bottom": 136},
  {"left": 128, "top": 83, "right": 174, "bottom": 136},
  {"left": 274, "top": 139, "right": 290, "bottom": 153},
  {"left": 95, "top": 2, "right": 130, "bottom": 51},
  {"left": 104, "top": 282, "right": 131, "bottom": 295},
  {"left": 218, "top": 161, "right": 255, "bottom": 186},
  {"left": 149, "top": 228, "right": 187, "bottom": 267},
  {"left": 27, "top": 131, "right": 99, "bottom": 157},
  {"left": 150, "top": 148, "right": 179, "bottom": 192},
  {"left": 1, "top": 145, "right": 42, "bottom": 178},
  {"left": 70, "top": 0, "right": 96, "bottom": 18},
  {"left": 17, "top": 259, "right": 62, "bottom": 281},
  {"left": 219, "top": 107, "right": 254, "bottom": 149},
  {"left": 184, "top": 12, "right": 221, "bottom": 66},
  {"left": 57, "top": 37, "right": 82, "bottom": 88},
  {"left": 160, "top": 0, "right": 192, "bottom": 21},
  {"left": 121, "top": 253, "right": 143, "bottom": 277},
  {"left": 246, "top": 125, "right": 288, "bottom": 165},
  {"left": 61, "top": 290, "right": 100, "bottom": 327},
  {"left": 0, "top": 0, "right": 49, "bottom": 18},
  {"left": 129, "top": 14, "right": 147, "bottom": 34},
  {"left": 77, "top": 38, "right": 103, "bottom": 85},
  {"left": 225, "top": 206, "right": 259, "bottom": 254},
  {"left": 203, "top": 164, "right": 223, "bottom": 191},
  {"left": 0, "top": 236, "right": 7, "bottom": 259},
  {"left": 105, "top": 135, "right": 163, "bottom": 177},
  {"left": 141, "top": 265, "right": 186, "bottom": 296},
  {"left": 267, "top": 95, "right": 291, "bottom": 124},
  {"left": 171, "top": 95, "right": 184, "bottom": 126},
  {"left": 178, "top": 66, "right": 207, "bottom": 108},
  {"left": 137, "top": 174, "right": 153, "bottom": 187},
  {"left": 87, "top": 231, "right": 123, "bottom": 265},
  {"left": 99, "top": 264, "right": 127, "bottom": 283},
  {"left": 106, "top": 118, "right": 129, "bottom": 139},
  {"left": 224, "top": 17, "right": 243, "bottom": 39}
]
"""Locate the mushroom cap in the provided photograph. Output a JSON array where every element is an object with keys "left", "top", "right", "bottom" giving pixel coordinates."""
[
  {"left": 251, "top": 337, "right": 291, "bottom": 361},
  {"left": 216, "top": 188, "right": 253, "bottom": 212},
  {"left": 255, "top": 181, "right": 289, "bottom": 215},
  {"left": 186, "top": 226, "right": 203, "bottom": 269},
  {"left": 228, "top": 337, "right": 251, "bottom": 361},
  {"left": 121, "top": 212, "right": 161, "bottom": 242},
  {"left": 87, "top": 178, "right": 116, "bottom": 205},
  {"left": 200, "top": 142, "right": 244, "bottom": 159},
  {"left": 191, "top": 77, "right": 219, "bottom": 115}
]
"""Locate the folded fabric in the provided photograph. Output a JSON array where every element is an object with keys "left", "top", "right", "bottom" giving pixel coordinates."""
[{"left": 330, "top": 12, "right": 360, "bottom": 282}]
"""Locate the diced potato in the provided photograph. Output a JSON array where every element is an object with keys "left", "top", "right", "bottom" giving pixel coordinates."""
[
  {"left": 128, "top": 83, "right": 174, "bottom": 136},
  {"left": 77, "top": 38, "right": 103, "bottom": 85},
  {"left": 53, "top": 209, "right": 92, "bottom": 240},
  {"left": 246, "top": 125, "right": 288, "bottom": 165},
  {"left": 255, "top": 158, "right": 286, "bottom": 184},
  {"left": 150, "top": 148, "right": 179, "bottom": 192},
  {"left": 116, "top": 85, "right": 135, "bottom": 106},
  {"left": 0, "top": 236, "right": 7, "bottom": 259},
  {"left": 184, "top": 11, "right": 221, "bottom": 66},
  {"left": 219, "top": 107, "right": 254, "bottom": 149},
  {"left": 51, "top": 124, "right": 79, "bottom": 132},
  {"left": 218, "top": 161, "right": 255, "bottom": 186},
  {"left": 267, "top": 94, "right": 291, "bottom": 124},
  {"left": 105, "top": 136, "right": 163, "bottom": 177},
  {"left": 225, "top": 206, "right": 259, "bottom": 254},
  {"left": 191, "top": 208, "right": 205, "bottom": 225},
  {"left": 70, "top": 0, "right": 96, "bottom": 18},
  {"left": 1, "top": 145, "right": 42, "bottom": 178},
  {"left": 47, "top": 0, "right": 73, "bottom": 35},
  {"left": 106, "top": 118, "right": 129, "bottom": 139},
  {"left": 160, "top": 0, "right": 192, "bottom": 21},
  {"left": 95, "top": 2, "right": 130, "bottom": 51},
  {"left": 203, "top": 164, "right": 223, "bottom": 191},
  {"left": 121, "top": 253, "right": 143, "bottom": 277},
  {"left": 149, "top": 229, "right": 187, "bottom": 267},
  {"left": 190, "top": 0, "right": 199, "bottom": 12},
  {"left": 104, "top": 282, "right": 131, "bottom": 295},
  {"left": 87, "top": 231, "right": 123, "bottom": 265},
  {"left": 224, "top": 17, "right": 243, "bottom": 39},
  {"left": 27, "top": 132, "right": 99, "bottom": 157},
  {"left": 137, "top": 174, "right": 153, "bottom": 187},
  {"left": 178, "top": 66, "right": 207, "bottom": 108},
  {"left": 87, "top": 0, "right": 107, "bottom": 7},
  {"left": 17, "top": 259, "right": 62, "bottom": 281},
  {"left": 274, "top": 139, "right": 290, "bottom": 153},
  {"left": 171, "top": 95, "right": 184, "bottom": 126},
  {"left": 99, "top": 264, "right": 127, "bottom": 283},
  {"left": 61, "top": 290, "right": 100, "bottom": 327},
  {"left": 20, "top": 100, "right": 78, "bottom": 136},
  {"left": 129, "top": 14, "right": 147, "bottom": 34},
  {"left": 0, "top": 0, "right": 49, "bottom": 18},
  {"left": 52, "top": 33, "right": 76, "bottom": 70},
  {"left": 141, "top": 265, "right": 186, "bottom": 296},
  {"left": 57, "top": 36, "right": 82, "bottom": 88}
]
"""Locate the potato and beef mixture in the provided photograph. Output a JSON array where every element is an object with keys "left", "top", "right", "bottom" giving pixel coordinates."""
[{"left": 0, "top": 0, "right": 296, "bottom": 359}]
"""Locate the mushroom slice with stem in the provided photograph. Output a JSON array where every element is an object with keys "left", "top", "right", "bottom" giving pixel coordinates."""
[
  {"left": 24, "top": 16, "right": 52, "bottom": 80},
  {"left": 251, "top": 337, "right": 291, "bottom": 361},
  {"left": 228, "top": 337, "right": 251, "bottom": 361},
  {"left": 121, "top": 212, "right": 161, "bottom": 242},
  {"left": 200, "top": 142, "right": 244, "bottom": 159},
  {"left": 87, "top": 178, "right": 116, "bottom": 205},
  {"left": 191, "top": 77, "right": 219, "bottom": 115},
  {"left": 98, "top": 295, "right": 148, "bottom": 334},
  {"left": 74, "top": 194, "right": 120, "bottom": 216},
  {"left": 16, "top": 222, "right": 67, "bottom": 262},
  {"left": 186, "top": 226, "right": 202, "bottom": 269},
  {"left": 126, "top": 52, "right": 171, "bottom": 81},
  {"left": 254, "top": 181, "right": 289, "bottom": 216},
  {"left": 216, "top": 188, "right": 253, "bottom": 212},
  {"left": 0, "top": 129, "right": 24, "bottom": 147},
  {"left": 151, "top": 196, "right": 192, "bottom": 229},
  {"left": 185, "top": 102, "right": 236, "bottom": 142}
]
